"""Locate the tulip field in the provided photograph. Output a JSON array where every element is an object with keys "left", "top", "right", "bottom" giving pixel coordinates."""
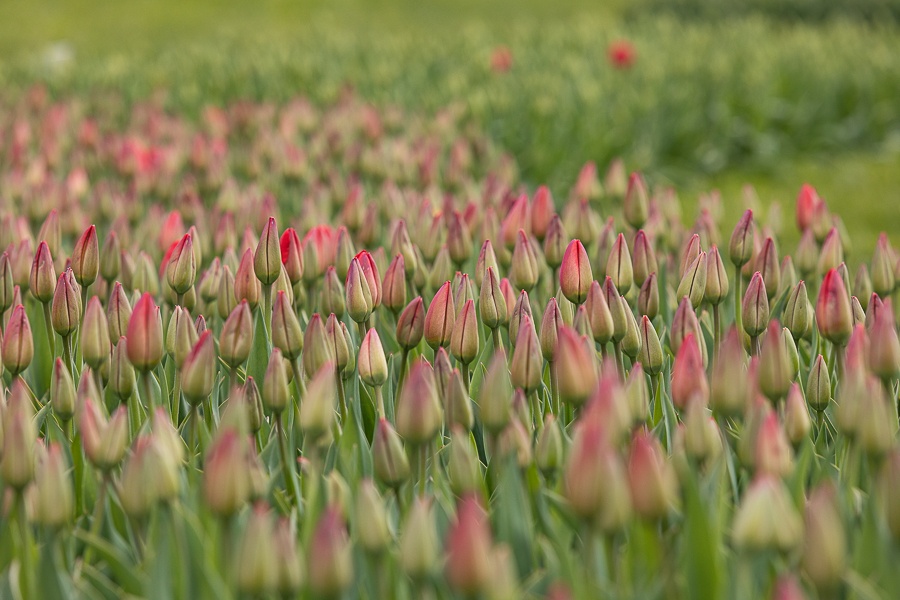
[{"left": 2, "top": 1, "right": 900, "bottom": 599}]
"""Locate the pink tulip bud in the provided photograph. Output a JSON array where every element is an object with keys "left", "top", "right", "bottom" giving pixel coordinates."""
[
  {"left": 816, "top": 268, "right": 853, "bottom": 346},
  {"left": 531, "top": 186, "right": 555, "bottom": 242},
  {"left": 2, "top": 304, "right": 34, "bottom": 376},
  {"left": 671, "top": 333, "right": 708, "bottom": 410},
  {"left": 560, "top": 239, "right": 592, "bottom": 304},
  {"left": 742, "top": 272, "right": 770, "bottom": 339},
  {"left": 628, "top": 429, "right": 679, "bottom": 520},
  {"left": 729, "top": 209, "right": 754, "bottom": 268},
  {"left": 30, "top": 240, "right": 56, "bottom": 303},
  {"left": 445, "top": 495, "right": 494, "bottom": 595},
  {"left": 219, "top": 300, "right": 253, "bottom": 369}
]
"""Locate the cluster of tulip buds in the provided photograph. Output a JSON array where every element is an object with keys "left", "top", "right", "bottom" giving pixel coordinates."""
[{"left": 0, "top": 91, "right": 898, "bottom": 598}]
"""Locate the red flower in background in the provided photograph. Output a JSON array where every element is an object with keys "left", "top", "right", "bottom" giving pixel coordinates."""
[
  {"left": 490, "top": 46, "right": 513, "bottom": 73},
  {"left": 608, "top": 40, "right": 636, "bottom": 69}
]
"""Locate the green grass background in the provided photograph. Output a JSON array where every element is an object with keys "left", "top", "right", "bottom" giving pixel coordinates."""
[{"left": 1, "top": 0, "right": 898, "bottom": 257}]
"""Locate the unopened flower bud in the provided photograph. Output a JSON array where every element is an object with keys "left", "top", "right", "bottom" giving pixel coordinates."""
[
  {"left": 451, "top": 299, "right": 480, "bottom": 365},
  {"left": 2, "top": 304, "right": 34, "bottom": 376},
  {"left": 742, "top": 272, "right": 769, "bottom": 339},
  {"left": 784, "top": 281, "right": 812, "bottom": 341},
  {"left": 535, "top": 414, "right": 564, "bottom": 477},
  {"left": 510, "top": 230, "right": 539, "bottom": 292},
  {"left": 253, "top": 217, "right": 280, "bottom": 286},
  {"left": 628, "top": 429, "right": 679, "bottom": 519},
  {"left": 355, "top": 479, "right": 391, "bottom": 554},
  {"left": 32, "top": 442, "right": 73, "bottom": 528},
  {"left": 676, "top": 251, "right": 708, "bottom": 308},
  {"left": 638, "top": 272, "right": 660, "bottom": 319},
  {"left": 1, "top": 381, "right": 37, "bottom": 489},
  {"left": 30, "top": 240, "right": 56, "bottom": 303},
  {"left": 271, "top": 290, "right": 303, "bottom": 360},
  {"left": 51, "top": 270, "right": 82, "bottom": 337},
  {"left": 758, "top": 321, "right": 791, "bottom": 402},
  {"left": 203, "top": 428, "right": 251, "bottom": 517},
  {"left": 543, "top": 215, "right": 567, "bottom": 270},
  {"left": 560, "top": 239, "right": 592, "bottom": 304},
  {"left": 639, "top": 316, "right": 664, "bottom": 376},
  {"left": 234, "top": 248, "right": 261, "bottom": 309},
  {"left": 345, "top": 257, "right": 374, "bottom": 324},
  {"left": 783, "top": 384, "right": 811, "bottom": 446},
  {"left": 234, "top": 504, "right": 277, "bottom": 595},
  {"left": 220, "top": 300, "right": 253, "bottom": 369},
  {"left": 817, "top": 268, "right": 853, "bottom": 346},
  {"left": 166, "top": 233, "right": 196, "bottom": 296},
  {"left": 126, "top": 292, "right": 163, "bottom": 371},
  {"left": 480, "top": 352, "right": 513, "bottom": 434},
  {"left": 262, "top": 348, "right": 291, "bottom": 414},
  {"left": 755, "top": 409, "right": 793, "bottom": 477},
  {"left": 359, "top": 328, "right": 388, "bottom": 388},
  {"left": 556, "top": 326, "right": 597, "bottom": 406},
  {"left": 400, "top": 497, "right": 438, "bottom": 579},
  {"left": 729, "top": 210, "right": 754, "bottom": 268},
  {"left": 181, "top": 331, "right": 216, "bottom": 405},
  {"left": 623, "top": 172, "right": 649, "bottom": 229},
  {"left": 396, "top": 359, "right": 442, "bottom": 445},
  {"left": 817, "top": 228, "right": 844, "bottom": 275},
  {"left": 871, "top": 233, "right": 895, "bottom": 297},
  {"left": 733, "top": 476, "right": 803, "bottom": 552},
  {"left": 81, "top": 296, "right": 110, "bottom": 370},
  {"left": 671, "top": 333, "right": 708, "bottom": 410},
  {"left": 564, "top": 420, "right": 630, "bottom": 525},
  {"left": 510, "top": 315, "right": 542, "bottom": 393},
  {"left": 448, "top": 427, "right": 483, "bottom": 495},
  {"left": 301, "top": 363, "right": 337, "bottom": 443},
  {"left": 445, "top": 495, "right": 493, "bottom": 596},
  {"left": 373, "top": 418, "right": 410, "bottom": 487},
  {"left": 606, "top": 233, "right": 634, "bottom": 295},
  {"left": 869, "top": 301, "right": 900, "bottom": 381},
  {"left": 51, "top": 358, "right": 76, "bottom": 422}
]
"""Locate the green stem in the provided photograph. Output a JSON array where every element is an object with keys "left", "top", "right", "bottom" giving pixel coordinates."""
[
  {"left": 42, "top": 301, "right": 56, "bottom": 358},
  {"left": 613, "top": 342, "right": 625, "bottom": 380},
  {"left": 82, "top": 474, "right": 109, "bottom": 565},
  {"left": 417, "top": 444, "right": 428, "bottom": 496},
  {"left": 172, "top": 370, "right": 182, "bottom": 424},
  {"left": 276, "top": 413, "right": 301, "bottom": 509},
  {"left": 62, "top": 333, "right": 75, "bottom": 377},
  {"left": 712, "top": 303, "right": 721, "bottom": 362},
  {"left": 461, "top": 362, "right": 470, "bottom": 393},
  {"left": 72, "top": 421, "right": 84, "bottom": 515},
  {"left": 336, "top": 369, "right": 347, "bottom": 424},
  {"left": 14, "top": 491, "right": 33, "bottom": 599},
  {"left": 262, "top": 283, "right": 273, "bottom": 343},
  {"left": 141, "top": 370, "right": 155, "bottom": 411},
  {"left": 491, "top": 327, "right": 502, "bottom": 355},
  {"left": 549, "top": 359, "right": 559, "bottom": 415},
  {"left": 375, "top": 385, "right": 385, "bottom": 419},
  {"left": 734, "top": 265, "right": 743, "bottom": 334},
  {"left": 530, "top": 389, "right": 544, "bottom": 430},
  {"left": 396, "top": 348, "right": 410, "bottom": 397}
]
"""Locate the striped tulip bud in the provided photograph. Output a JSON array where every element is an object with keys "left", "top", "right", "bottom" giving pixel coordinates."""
[
  {"left": 816, "top": 268, "right": 853, "bottom": 346},
  {"left": 704, "top": 245, "right": 729, "bottom": 305},
  {"left": 51, "top": 270, "right": 82, "bottom": 336},
  {"left": 480, "top": 266, "right": 507, "bottom": 330},
  {"left": 51, "top": 358, "right": 76, "bottom": 422},
  {"left": 675, "top": 250, "right": 707, "bottom": 308},
  {"left": 560, "top": 239, "right": 592, "bottom": 304},
  {"left": 631, "top": 230, "right": 657, "bottom": 288},
  {"left": 272, "top": 290, "right": 303, "bottom": 360},
  {"left": 638, "top": 272, "right": 659, "bottom": 319},
  {"left": 359, "top": 328, "right": 388, "bottom": 388},
  {"left": 671, "top": 333, "right": 707, "bottom": 410},
  {"left": 451, "top": 299, "right": 480, "bottom": 365},
  {"left": 220, "top": 300, "right": 253, "bottom": 370},
  {"left": 424, "top": 281, "right": 455, "bottom": 349},
  {"left": 508, "top": 290, "right": 532, "bottom": 349},
  {"left": 30, "top": 240, "right": 56, "bottom": 303},
  {"left": 783, "top": 281, "right": 812, "bottom": 341},
  {"left": 557, "top": 326, "right": 597, "bottom": 406},
  {"left": 107, "top": 281, "right": 132, "bottom": 344},
  {"left": 670, "top": 296, "right": 703, "bottom": 357},
  {"left": 510, "top": 315, "right": 542, "bottom": 393},
  {"left": 396, "top": 359, "right": 442, "bottom": 445},
  {"left": 679, "top": 234, "right": 702, "bottom": 280},
  {"left": 126, "top": 292, "right": 163, "bottom": 371},
  {"left": 729, "top": 209, "right": 754, "bottom": 268},
  {"left": 2, "top": 304, "right": 34, "bottom": 376},
  {"left": 475, "top": 239, "right": 498, "bottom": 290},
  {"left": 81, "top": 296, "right": 110, "bottom": 370},
  {"left": 396, "top": 296, "right": 425, "bottom": 350},
  {"left": 166, "top": 233, "right": 196, "bottom": 296},
  {"left": 355, "top": 250, "right": 382, "bottom": 308},
  {"left": 234, "top": 248, "right": 261, "bottom": 309},
  {"left": 72, "top": 224, "right": 100, "bottom": 288},
  {"left": 345, "top": 257, "right": 373, "bottom": 324},
  {"left": 606, "top": 233, "right": 633, "bottom": 295},
  {"left": 373, "top": 418, "right": 410, "bottom": 488},
  {"left": 382, "top": 254, "right": 407, "bottom": 314},
  {"left": 742, "top": 272, "right": 769, "bottom": 339},
  {"left": 639, "top": 316, "right": 664, "bottom": 376},
  {"left": 254, "top": 216, "right": 280, "bottom": 285},
  {"left": 181, "top": 331, "right": 216, "bottom": 405}
]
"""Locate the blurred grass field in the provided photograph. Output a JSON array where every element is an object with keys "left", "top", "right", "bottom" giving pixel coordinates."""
[{"left": 2, "top": 0, "right": 899, "bottom": 255}]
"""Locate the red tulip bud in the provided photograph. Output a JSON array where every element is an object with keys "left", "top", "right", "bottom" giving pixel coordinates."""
[
  {"left": 424, "top": 281, "right": 455, "bottom": 349},
  {"left": 559, "top": 239, "right": 592, "bottom": 304},
  {"left": 816, "top": 268, "right": 853, "bottom": 346},
  {"left": 628, "top": 429, "right": 679, "bottom": 520},
  {"left": 671, "top": 333, "right": 708, "bottom": 410}
]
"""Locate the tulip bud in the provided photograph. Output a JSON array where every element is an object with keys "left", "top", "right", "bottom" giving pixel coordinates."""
[
  {"left": 637, "top": 272, "right": 659, "bottom": 320},
  {"left": 70, "top": 225, "right": 100, "bottom": 291},
  {"left": 51, "top": 270, "right": 82, "bottom": 337},
  {"left": 1, "top": 380, "right": 37, "bottom": 489},
  {"left": 396, "top": 296, "right": 425, "bottom": 350},
  {"left": 729, "top": 210, "right": 754, "bottom": 268},
  {"left": 480, "top": 352, "right": 513, "bottom": 434},
  {"left": 551, "top": 327, "right": 595, "bottom": 407},
  {"left": 755, "top": 409, "right": 793, "bottom": 477},
  {"left": 755, "top": 237, "right": 780, "bottom": 300},
  {"left": 355, "top": 329, "right": 386, "bottom": 390},
  {"left": 270, "top": 290, "right": 303, "bottom": 360},
  {"left": 0, "top": 252, "right": 13, "bottom": 313},
  {"left": 253, "top": 217, "right": 280, "bottom": 286},
  {"left": 638, "top": 316, "right": 664, "bottom": 376},
  {"left": 783, "top": 281, "right": 812, "bottom": 341},
  {"left": 345, "top": 257, "right": 374, "bottom": 324},
  {"left": 623, "top": 172, "right": 649, "bottom": 228},
  {"left": 803, "top": 353, "right": 831, "bottom": 414},
  {"left": 261, "top": 348, "right": 290, "bottom": 414},
  {"left": 203, "top": 428, "right": 251, "bottom": 517},
  {"left": 565, "top": 420, "right": 632, "bottom": 528},
  {"left": 395, "top": 359, "right": 442, "bottom": 445},
  {"left": 124, "top": 292, "right": 163, "bottom": 372},
  {"left": 817, "top": 228, "right": 844, "bottom": 275},
  {"left": 817, "top": 268, "right": 853, "bottom": 346},
  {"left": 510, "top": 315, "right": 542, "bottom": 394},
  {"left": 380, "top": 254, "right": 407, "bottom": 315},
  {"left": 676, "top": 251, "right": 708, "bottom": 308},
  {"left": 445, "top": 496, "right": 493, "bottom": 596},
  {"left": 220, "top": 300, "right": 253, "bottom": 370},
  {"left": 32, "top": 442, "right": 73, "bottom": 528},
  {"left": 871, "top": 233, "right": 895, "bottom": 297},
  {"left": 679, "top": 233, "right": 702, "bottom": 280},
  {"left": 856, "top": 376, "right": 896, "bottom": 458},
  {"left": 51, "top": 358, "right": 76, "bottom": 422},
  {"left": 628, "top": 429, "right": 679, "bottom": 519},
  {"left": 732, "top": 475, "right": 803, "bottom": 552},
  {"left": 757, "top": 321, "right": 791, "bottom": 402},
  {"left": 581, "top": 280, "right": 612, "bottom": 345},
  {"left": 108, "top": 338, "right": 136, "bottom": 401},
  {"left": 30, "top": 240, "right": 56, "bottom": 303},
  {"left": 232, "top": 504, "right": 277, "bottom": 595},
  {"left": 701, "top": 244, "right": 728, "bottom": 305},
  {"left": 279, "top": 227, "right": 304, "bottom": 286},
  {"left": 2, "top": 304, "right": 34, "bottom": 376},
  {"left": 801, "top": 483, "right": 847, "bottom": 593},
  {"left": 81, "top": 296, "right": 110, "bottom": 370},
  {"left": 508, "top": 230, "right": 538, "bottom": 292},
  {"left": 742, "top": 272, "right": 769, "bottom": 339},
  {"left": 783, "top": 383, "right": 811, "bottom": 446},
  {"left": 234, "top": 248, "right": 261, "bottom": 309},
  {"left": 400, "top": 497, "right": 438, "bottom": 579},
  {"left": 543, "top": 215, "right": 567, "bottom": 270},
  {"left": 166, "top": 233, "right": 196, "bottom": 296},
  {"left": 181, "top": 331, "right": 216, "bottom": 405},
  {"left": 354, "top": 479, "right": 391, "bottom": 555},
  {"left": 217, "top": 264, "right": 237, "bottom": 319},
  {"left": 477, "top": 266, "right": 505, "bottom": 331},
  {"left": 449, "top": 299, "right": 480, "bottom": 365},
  {"left": 671, "top": 333, "right": 708, "bottom": 410},
  {"left": 373, "top": 418, "right": 410, "bottom": 487},
  {"left": 445, "top": 427, "right": 481, "bottom": 495},
  {"left": 606, "top": 233, "right": 633, "bottom": 295},
  {"left": 559, "top": 239, "right": 592, "bottom": 304},
  {"left": 869, "top": 301, "right": 900, "bottom": 381},
  {"left": 535, "top": 414, "right": 564, "bottom": 477},
  {"left": 424, "top": 280, "right": 455, "bottom": 349},
  {"left": 301, "top": 363, "right": 337, "bottom": 443}
]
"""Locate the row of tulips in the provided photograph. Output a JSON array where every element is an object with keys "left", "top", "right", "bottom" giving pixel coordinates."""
[{"left": 0, "top": 95, "right": 899, "bottom": 599}]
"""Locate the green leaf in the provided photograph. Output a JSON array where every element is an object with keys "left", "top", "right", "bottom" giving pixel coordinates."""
[
  {"left": 682, "top": 468, "right": 723, "bottom": 600},
  {"left": 73, "top": 531, "right": 144, "bottom": 594}
]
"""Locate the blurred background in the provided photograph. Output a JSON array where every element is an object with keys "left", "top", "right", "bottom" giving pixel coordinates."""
[{"left": 2, "top": 0, "right": 899, "bottom": 253}]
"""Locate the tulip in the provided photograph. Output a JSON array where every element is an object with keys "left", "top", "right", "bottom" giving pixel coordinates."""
[
  {"left": 559, "top": 239, "right": 592, "bottom": 304},
  {"left": 817, "top": 268, "right": 853, "bottom": 347}
]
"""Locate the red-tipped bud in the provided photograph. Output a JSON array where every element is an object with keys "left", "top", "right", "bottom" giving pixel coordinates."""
[
  {"left": 755, "top": 409, "right": 793, "bottom": 477},
  {"left": 181, "top": 331, "right": 216, "bottom": 405},
  {"left": 395, "top": 359, "right": 442, "bottom": 445},
  {"left": 396, "top": 296, "right": 425, "bottom": 350},
  {"left": 451, "top": 298, "right": 480, "bottom": 365},
  {"left": 758, "top": 321, "right": 792, "bottom": 402},
  {"left": 445, "top": 496, "right": 493, "bottom": 595},
  {"left": 543, "top": 215, "right": 568, "bottom": 270},
  {"left": 675, "top": 250, "right": 708, "bottom": 308},
  {"left": 1, "top": 381, "right": 36, "bottom": 489},
  {"left": 373, "top": 418, "right": 410, "bottom": 488},
  {"left": 755, "top": 237, "right": 780, "bottom": 300},
  {"left": 872, "top": 233, "right": 895, "bottom": 297},
  {"left": 623, "top": 172, "right": 649, "bottom": 229},
  {"left": 869, "top": 300, "right": 900, "bottom": 381},
  {"left": 234, "top": 248, "right": 261, "bottom": 309},
  {"left": 254, "top": 216, "right": 280, "bottom": 285},
  {"left": 166, "top": 233, "right": 196, "bottom": 296},
  {"left": 279, "top": 227, "right": 304, "bottom": 286},
  {"left": 125, "top": 292, "right": 163, "bottom": 371},
  {"left": 729, "top": 209, "right": 754, "bottom": 267},
  {"left": 628, "top": 429, "right": 679, "bottom": 520},
  {"left": 557, "top": 326, "right": 597, "bottom": 406},
  {"left": 539, "top": 298, "right": 562, "bottom": 362},
  {"left": 510, "top": 230, "right": 539, "bottom": 292},
  {"left": 784, "top": 281, "right": 812, "bottom": 341},
  {"left": 32, "top": 441, "right": 73, "bottom": 528},
  {"left": 531, "top": 186, "right": 555, "bottom": 241},
  {"left": 30, "top": 240, "right": 56, "bottom": 303},
  {"left": 479, "top": 266, "right": 507, "bottom": 330},
  {"left": 806, "top": 354, "right": 831, "bottom": 413},
  {"left": 203, "top": 428, "right": 252, "bottom": 517},
  {"left": 359, "top": 328, "right": 388, "bottom": 388},
  {"left": 480, "top": 352, "right": 514, "bottom": 434},
  {"left": 783, "top": 384, "right": 811, "bottom": 445},
  {"left": 308, "top": 508, "right": 353, "bottom": 597},
  {"left": 560, "top": 239, "right": 592, "bottom": 304},
  {"left": 271, "top": 290, "right": 303, "bottom": 360},
  {"left": 50, "top": 358, "right": 76, "bottom": 422},
  {"left": 51, "top": 269, "right": 82, "bottom": 336},
  {"left": 606, "top": 233, "right": 634, "bottom": 294},
  {"left": 81, "top": 296, "right": 110, "bottom": 370},
  {"left": 639, "top": 315, "right": 664, "bottom": 376},
  {"left": 584, "top": 280, "right": 614, "bottom": 344},
  {"left": 801, "top": 482, "right": 846, "bottom": 593},
  {"left": 381, "top": 254, "right": 407, "bottom": 314},
  {"left": 424, "top": 281, "right": 455, "bottom": 349},
  {"left": 638, "top": 272, "right": 660, "bottom": 319},
  {"left": 795, "top": 184, "right": 820, "bottom": 232},
  {"left": 742, "top": 272, "right": 770, "bottom": 339},
  {"left": 72, "top": 224, "right": 100, "bottom": 287},
  {"left": 510, "top": 315, "right": 542, "bottom": 394},
  {"left": 2, "top": 304, "right": 34, "bottom": 376},
  {"left": 220, "top": 300, "right": 253, "bottom": 369},
  {"left": 671, "top": 333, "right": 708, "bottom": 410},
  {"left": 631, "top": 230, "right": 658, "bottom": 287},
  {"left": 816, "top": 268, "right": 853, "bottom": 346},
  {"left": 817, "top": 228, "right": 844, "bottom": 275},
  {"left": 679, "top": 233, "right": 702, "bottom": 280}
]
